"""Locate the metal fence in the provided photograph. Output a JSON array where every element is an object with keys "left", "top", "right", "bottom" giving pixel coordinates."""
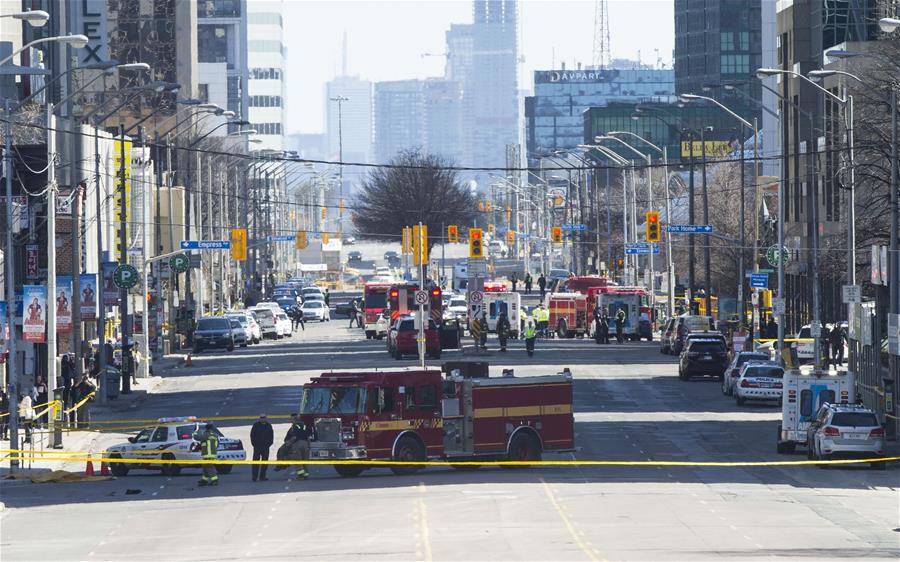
[{"left": 848, "top": 300, "right": 899, "bottom": 440}]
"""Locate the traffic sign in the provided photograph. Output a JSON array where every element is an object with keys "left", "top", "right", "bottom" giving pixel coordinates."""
[
  {"left": 180, "top": 240, "right": 231, "bottom": 250},
  {"left": 749, "top": 273, "right": 769, "bottom": 288},
  {"left": 842, "top": 284, "right": 861, "bottom": 304},
  {"left": 267, "top": 235, "right": 294, "bottom": 242},
  {"left": 561, "top": 224, "right": 586, "bottom": 231},
  {"left": 113, "top": 264, "right": 139, "bottom": 289},
  {"left": 468, "top": 290, "right": 484, "bottom": 304},
  {"left": 169, "top": 253, "right": 189, "bottom": 273},
  {"left": 624, "top": 242, "right": 661, "bottom": 255},
  {"left": 414, "top": 290, "right": 429, "bottom": 305},
  {"left": 666, "top": 225, "right": 713, "bottom": 233},
  {"left": 766, "top": 245, "right": 789, "bottom": 267}
]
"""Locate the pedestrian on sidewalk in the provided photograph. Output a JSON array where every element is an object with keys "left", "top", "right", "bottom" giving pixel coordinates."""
[
  {"left": 349, "top": 300, "right": 360, "bottom": 328},
  {"left": 19, "top": 394, "right": 34, "bottom": 443},
  {"left": 821, "top": 328, "right": 832, "bottom": 368},
  {"left": 72, "top": 375, "right": 96, "bottom": 428},
  {"left": 510, "top": 272, "right": 518, "bottom": 292},
  {"left": 524, "top": 273, "right": 533, "bottom": 294},
  {"left": 324, "top": 289, "right": 330, "bottom": 307},
  {"left": 192, "top": 422, "right": 220, "bottom": 487},
  {"left": 250, "top": 414, "right": 274, "bottom": 481},
  {"left": 830, "top": 323, "right": 845, "bottom": 367},
  {"left": 538, "top": 274, "right": 547, "bottom": 299},
  {"left": 31, "top": 375, "right": 48, "bottom": 427}
]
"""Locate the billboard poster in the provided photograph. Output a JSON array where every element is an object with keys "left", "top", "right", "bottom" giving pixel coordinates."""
[
  {"left": 23, "top": 284, "right": 46, "bottom": 343},
  {"left": 102, "top": 262, "right": 118, "bottom": 306},
  {"left": 80, "top": 273, "right": 97, "bottom": 321},
  {"left": 56, "top": 275, "right": 73, "bottom": 332}
]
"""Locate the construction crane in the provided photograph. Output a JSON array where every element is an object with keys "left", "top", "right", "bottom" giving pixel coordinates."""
[{"left": 592, "top": 0, "right": 610, "bottom": 70}]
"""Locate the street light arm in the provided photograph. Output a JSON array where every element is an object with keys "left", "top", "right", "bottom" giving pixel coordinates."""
[
  {"left": 595, "top": 135, "right": 652, "bottom": 163},
  {"left": 681, "top": 93, "right": 754, "bottom": 129},
  {"left": 0, "top": 35, "right": 88, "bottom": 67},
  {"left": 577, "top": 144, "right": 629, "bottom": 165},
  {"left": 607, "top": 131, "right": 663, "bottom": 155},
  {"left": 755, "top": 68, "right": 846, "bottom": 104}
]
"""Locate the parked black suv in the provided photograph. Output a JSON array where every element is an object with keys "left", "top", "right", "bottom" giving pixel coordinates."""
[
  {"left": 678, "top": 337, "right": 728, "bottom": 380},
  {"left": 193, "top": 316, "right": 235, "bottom": 353}
]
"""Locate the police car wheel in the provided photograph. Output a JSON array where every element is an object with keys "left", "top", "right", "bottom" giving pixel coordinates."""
[
  {"left": 216, "top": 464, "right": 232, "bottom": 475},
  {"left": 161, "top": 454, "right": 181, "bottom": 476},
  {"left": 109, "top": 455, "right": 129, "bottom": 476}
]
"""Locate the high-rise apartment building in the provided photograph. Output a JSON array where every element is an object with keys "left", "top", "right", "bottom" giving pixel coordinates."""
[
  {"left": 674, "top": 0, "right": 762, "bottom": 125},
  {"left": 445, "top": 0, "right": 519, "bottom": 172},
  {"left": 246, "top": 0, "right": 285, "bottom": 151},
  {"left": 197, "top": 0, "right": 249, "bottom": 137}
]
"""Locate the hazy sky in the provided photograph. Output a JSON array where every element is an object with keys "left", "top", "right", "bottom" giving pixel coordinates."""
[{"left": 281, "top": 0, "right": 675, "bottom": 135}]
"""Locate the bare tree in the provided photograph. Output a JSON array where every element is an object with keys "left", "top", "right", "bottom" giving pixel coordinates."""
[{"left": 352, "top": 149, "right": 476, "bottom": 246}]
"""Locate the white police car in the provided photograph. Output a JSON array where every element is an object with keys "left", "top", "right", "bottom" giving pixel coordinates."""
[{"left": 105, "top": 417, "right": 246, "bottom": 477}]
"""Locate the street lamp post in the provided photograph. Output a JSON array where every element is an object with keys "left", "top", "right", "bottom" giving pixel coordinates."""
[{"left": 330, "top": 95, "right": 348, "bottom": 237}]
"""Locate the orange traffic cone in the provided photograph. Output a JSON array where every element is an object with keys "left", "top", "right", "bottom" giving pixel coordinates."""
[
  {"left": 85, "top": 454, "right": 95, "bottom": 476},
  {"left": 100, "top": 460, "right": 110, "bottom": 476},
  {"left": 185, "top": 354, "right": 193, "bottom": 367}
]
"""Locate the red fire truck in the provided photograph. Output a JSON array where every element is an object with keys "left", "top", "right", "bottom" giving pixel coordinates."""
[
  {"left": 558, "top": 275, "right": 615, "bottom": 294},
  {"left": 388, "top": 282, "right": 442, "bottom": 326},
  {"left": 546, "top": 293, "right": 590, "bottom": 338},
  {"left": 483, "top": 281, "right": 508, "bottom": 292},
  {"left": 299, "top": 367, "right": 575, "bottom": 477},
  {"left": 362, "top": 282, "right": 392, "bottom": 340}
]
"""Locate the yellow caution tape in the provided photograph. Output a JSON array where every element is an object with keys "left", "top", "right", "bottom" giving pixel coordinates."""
[
  {"left": 63, "top": 391, "right": 96, "bottom": 415},
  {"left": 2, "top": 450, "right": 896, "bottom": 467}
]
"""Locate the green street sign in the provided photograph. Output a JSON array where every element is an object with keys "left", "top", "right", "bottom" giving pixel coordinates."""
[
  {"left": 113, "top": 264, "right": 139, "bottom": 289},
  {"left": 766, "top": 245, "right": 789, "bottom": 267},
  {"left": 170, "top": 253, "right": 189, "bottom": 273}
]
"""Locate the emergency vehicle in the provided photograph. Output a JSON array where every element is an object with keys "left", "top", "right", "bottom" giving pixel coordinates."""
[
  {"left": 483, "top": 281, "right": 508, "bottom": 292},
  {"left": 388, "top": 282, "right": 443, "bottom": 328},
  {"left": 558, "top": 275, "right": 615, "bottom": 294},
  {"left": 362, "top": 282, "right": 392, "bottom": 339},
  {"left": 546, "top": 292, "right": 589, "bottom": 338},
  {"left": 593, "top": 286, "right": 654, "bottom": 341},
  {"left": 300, "top": 367, "right": 575, "bottom": 477},
  {"left": 104, "top": 417, "right": 246, "bottom": 477},
  {"left": 777, "top": 368, "right": 855, "bottom": 454},
  {"left": 483, "top": 291, "right": 521, "bottom": 336}
]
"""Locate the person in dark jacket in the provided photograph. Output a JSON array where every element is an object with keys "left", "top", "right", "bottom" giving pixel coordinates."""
[
  {"left": 0, "top": 390, "right": 9, "bottom": 440},
  {"left": 600, "top": 312, "right": 611, "bottom": 344},
  {"left": 830, "top": 323, "right": 845, "bottom": 366},
  {"left": 278, "top": 414, "right": 312, "bottom": 479},
  {"left": 31, "top": 375, "right": 49, "bottom": 427},
  {"left": 524, "top": 273, "right": 533, "bottom": 294},
  {"left": 72, "top": 375, "right": 96, "bottom": 427},
  {"left": 496, "top": 312, "right": 511, "bottom": 352},
  {"left": 250, "top": 414, "right": 274, "bottom": 481},
  {"left": 537, "top": 274, "right": 547, "bottom": 299}
]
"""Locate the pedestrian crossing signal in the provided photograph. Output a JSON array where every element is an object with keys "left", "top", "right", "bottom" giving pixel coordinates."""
[
  {"left": 447, "top": 224, "right": 459, "bottom": 244},
  {"left": 645, "top": 211, "right": 660, "bottom": 242},
  {"left": 506, "top": 230, "right": 515, "bottom": 243},
  {"left": 551, "top": 226, "right": 563, "bottom": 244},
  {"left": 469, "top": 228, "right": 484, "bottom": 259}
]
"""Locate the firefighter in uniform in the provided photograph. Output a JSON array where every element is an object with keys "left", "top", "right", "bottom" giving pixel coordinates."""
[
  {"left": 193, "top": 422, "right": 220, "bottom": 487},
  {"left": 496, "top": 311, "right": 511, "bottom": 352},
  {"left": 523, "top": 318, "right": 537, "bottom": 356},
  {"left": 283, "top": 414, "right": 312, "bottom": 479}
]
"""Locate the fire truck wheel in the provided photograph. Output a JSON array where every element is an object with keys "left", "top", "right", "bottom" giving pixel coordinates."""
[
  {"left": 557, "top": 319, "right": 568, "bottom": 339},
  {"left": 390, "top": 435, "right": 425, "bottom": 475},
  {"left": 334, "top": 464, "right": 365, "bottom": 477},
  {"left": 504, "top": 431, "right": 541, "bottom": 468}
]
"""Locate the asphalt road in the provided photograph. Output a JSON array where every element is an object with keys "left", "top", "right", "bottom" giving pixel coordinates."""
[{"left": 1, "top": 322, "right": 898, "bottom": 561}]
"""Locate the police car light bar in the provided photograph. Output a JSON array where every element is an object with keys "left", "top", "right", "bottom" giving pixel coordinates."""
[{"left": 157, "top": 416, "right": 199, "bottom": 423}]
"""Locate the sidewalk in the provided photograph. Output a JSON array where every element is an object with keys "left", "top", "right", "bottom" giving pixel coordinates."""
[{"left": 1, "top": 353, "right": 184, "bottom": 480}]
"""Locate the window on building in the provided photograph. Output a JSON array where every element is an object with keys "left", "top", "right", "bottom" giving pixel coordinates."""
[
  {"left": 198, "top": 84, "right": 209, "bottom": 103},
  {"left": 198, "top": 26, "right": 229, "bottom": 64}
]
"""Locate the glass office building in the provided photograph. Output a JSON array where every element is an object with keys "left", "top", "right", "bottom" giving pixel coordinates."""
[{"left": 525, "top": 68, "right": 675, "bottom": 163}]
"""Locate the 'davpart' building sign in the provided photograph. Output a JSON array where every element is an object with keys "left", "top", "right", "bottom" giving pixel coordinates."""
[{"left": 534, "top": 70, "right": 621, "bottom": 84}]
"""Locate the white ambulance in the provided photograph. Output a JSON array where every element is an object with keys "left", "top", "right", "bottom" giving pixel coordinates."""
[
  {"left": 483, "top": 291, "right": 522, "bottom": 337},
  {"left": 777, "top": 368, "right": 855, "bottom": 454}
]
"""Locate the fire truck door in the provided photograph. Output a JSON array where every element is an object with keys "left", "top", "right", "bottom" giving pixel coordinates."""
[{"left": 400, "top": 383, "right": 443, "bottom": 456}]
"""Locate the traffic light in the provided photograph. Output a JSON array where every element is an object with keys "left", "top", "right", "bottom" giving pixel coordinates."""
[
  {"left": 485, "top": 200, "right": 492, "bottom": 212},
  {"left": 645, "top": 211, "right": 660, "bottom": 242},
  {"left": 505, "top": 206, "right": 512, "bottom": 224},
  {"left": 469, "top": 228, "right": 484, "bottom": 259},
  {"left": 321, "top": 207, "right": 326, "bottom": 220},
  {"left": 402, "top": 227, "right": 412, "bottom": 254},
  {"left": 230, "top": 228, "right": 247, "bottom": 261},
  {"left": 412, "top": 224, "right": 428, "bottom": 266},
  {"left": 551, "top": 226, "right": 563, "bottom": 244},
  {"left": 322, "top": 232, "right": 330, "bottom": 244},
  {"left": 295, "top": 230, "right": 308, "bottom": 250},
  {"left": 478, "top": 201, "right": 485, "bottom": 212},
  {"left": 506, "top": 230, "right": 515, "bottom": 244},
  {"left": 447, "top": 224, "right": 459, "bottom": 244}
]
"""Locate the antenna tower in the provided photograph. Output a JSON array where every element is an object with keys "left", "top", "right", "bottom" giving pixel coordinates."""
[{"left": 592, "top": 0, "right": 610, "bottom": 69}]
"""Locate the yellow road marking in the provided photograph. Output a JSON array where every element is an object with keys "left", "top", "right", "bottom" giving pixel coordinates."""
[{"left": 540, "top": 477, "right": 602, "bottom": 562}]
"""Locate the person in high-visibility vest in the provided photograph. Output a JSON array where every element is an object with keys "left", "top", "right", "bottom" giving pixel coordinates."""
[
  {"left": 193, "top": 422, "right": 220, "bottom": 487},
  {"left": 536, "top": 305, "right": 550, "bottom": 338},
  {"left": 523, "top": 319, "right": 537, "bottom": 357}
]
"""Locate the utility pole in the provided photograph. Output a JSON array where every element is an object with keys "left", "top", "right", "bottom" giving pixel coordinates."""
[
  {"left": 701, "top": 126, "right": 712, "bottom": 317},
  {"left": 687, "top": 130, "right": 696, "bottom": 298},
  {"left": 739, "top": 123, "right": 746, "bottom": 327},
  {"left": 119, "top": 125, "right": 132, "bottom": 394},
  {"left": 330, "top": 95, "right": 348, "bottom": 237},
  {"left": 4, "top": 98, "right": 21, "bottom": 468},
  {"left": 93, "top": 122, "right": 107, "bottom": 403},
  {"left": 46, "top": 102, "right": 60, "bottom": 446}
]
